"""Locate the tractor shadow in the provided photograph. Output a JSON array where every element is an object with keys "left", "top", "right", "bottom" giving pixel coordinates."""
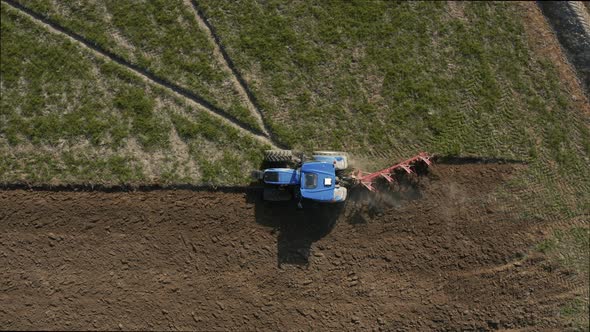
[
  {"left": 245, "top": 155, "right": 439, "bottom": 266},
  {"left": 247, "top": 191, "right": 344, "bottom": 267}
]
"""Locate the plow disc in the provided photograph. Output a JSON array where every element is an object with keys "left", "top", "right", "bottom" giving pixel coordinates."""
[{"left": 350, "top": 152, "right": 432, "bottom": 191}]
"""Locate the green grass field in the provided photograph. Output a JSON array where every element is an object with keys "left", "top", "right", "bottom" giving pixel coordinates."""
[
  {"left": 536, "top": 226, "right": 590, "bottom": 329},
  {"left": 0, "top": 2, "right": 267, "bottom": 185},
  {"left": 19, "top": 0, "right": 262, "bottom": 130},
  {"left": 199, "top": 1, "right": 587, "bottom": 155}
]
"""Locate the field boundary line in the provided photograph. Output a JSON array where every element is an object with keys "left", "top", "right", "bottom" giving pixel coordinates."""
[
  {"left": 186, "top": 0, "right": 271, "bottom": 138},
  {"left": 1, "top": 0, "right": 281, "bottom": 149},
  {"left": 0, "top": 182, "right": 260, "bottom": 193}
]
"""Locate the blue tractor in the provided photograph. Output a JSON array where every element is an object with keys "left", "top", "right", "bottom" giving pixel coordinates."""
[{"left": 251, "top": 150, "right": 350, "bottom": 205}]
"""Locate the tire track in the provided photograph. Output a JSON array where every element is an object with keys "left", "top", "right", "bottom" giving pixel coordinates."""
[
  {"left": 537, "top": 215, "right": 589, "bottom": 233},
  {"left": 1, "top": 0, "right": 281, "bottom": 149},
  {"left": 570, "top": 1, "right": 590, "bottom": 41},
  {"left": 538, "top": 1, "right": 590, "bottom": 94},
  {"left": 186, "top": 0, "right": 271, "bottom": 139},
  {"left": 455, "top": 256, "right": 529, "bottom": 278}
]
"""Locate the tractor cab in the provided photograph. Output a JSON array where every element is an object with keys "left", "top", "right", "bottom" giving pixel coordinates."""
[{"left": 300, "top": 162, "right": 347, "bottom": 202}]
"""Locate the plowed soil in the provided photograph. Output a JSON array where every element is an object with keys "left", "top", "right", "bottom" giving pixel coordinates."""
[{"left": 0, "top": 163, "right": 583, "bottom": 330}]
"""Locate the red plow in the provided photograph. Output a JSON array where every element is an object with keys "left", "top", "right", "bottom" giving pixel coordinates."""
[{"left": 350, "top": 152, "right": 433, "bottom": 191}]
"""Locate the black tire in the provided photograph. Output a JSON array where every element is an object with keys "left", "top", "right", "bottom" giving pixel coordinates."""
[
  {"left": 250, "top": 170, "right": 264, "bottom": 180},
  {"left": 263, "top": 188, "right": 292, "bottom": 201},
  {"left": 264, "top": 150, "right": 293, "bottom": 163}
]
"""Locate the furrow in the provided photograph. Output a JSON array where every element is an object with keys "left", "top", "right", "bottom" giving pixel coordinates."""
[{"left": 186, "top": 0, "right": 271, "bottom": 139}]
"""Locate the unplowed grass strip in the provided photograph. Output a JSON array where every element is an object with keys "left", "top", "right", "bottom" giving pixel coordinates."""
[
  {"left": 186, "top": 0, "right": 270, "bottom": 138},
  {"left": 1, "top": 0, "right": 280, "bottom": 149}
]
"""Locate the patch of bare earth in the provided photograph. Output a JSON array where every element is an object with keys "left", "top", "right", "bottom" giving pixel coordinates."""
[{"left": 0, "top": 163, "right": 582, "bottom": 330}]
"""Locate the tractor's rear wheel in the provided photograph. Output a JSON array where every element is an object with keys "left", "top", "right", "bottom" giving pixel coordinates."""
[{"left": 264, "top": 149, "right": 293, "bottom": 163}]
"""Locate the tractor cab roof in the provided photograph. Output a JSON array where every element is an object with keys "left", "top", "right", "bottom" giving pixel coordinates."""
[{"left": 300, "top": 162, "right": 337, "bottom": 201}]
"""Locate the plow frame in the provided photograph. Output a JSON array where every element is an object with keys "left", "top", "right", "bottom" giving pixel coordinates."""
[{"left": 351, "top": 152, "right": 432, "bottom": 191}]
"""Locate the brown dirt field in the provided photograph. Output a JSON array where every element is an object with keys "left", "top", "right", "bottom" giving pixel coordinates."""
[{"left": 0, "top": 163, "right": 585, "bottom": 331}]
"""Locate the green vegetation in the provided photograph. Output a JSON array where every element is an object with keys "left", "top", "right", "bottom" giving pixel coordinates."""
[
  {"left": 1, "top": 5, "right": 132, "bottom": 148},
  {"left": 536, "top": 227, "right": 589, "bottom": 275},
  {"left": 0, "top": 2, "right": 266, "bottom": 185},
  {"left": 560, "top": 298, "right": 589, "bottom": 331},
  {"left": 199, "top": 1, "right": 587, "bottom": 158},
  {"left": 536, "top": 226, "right": 590, "bottom": 330},
  {"left": 18, "top": 0, "right": 262, "bottom": 130}
]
